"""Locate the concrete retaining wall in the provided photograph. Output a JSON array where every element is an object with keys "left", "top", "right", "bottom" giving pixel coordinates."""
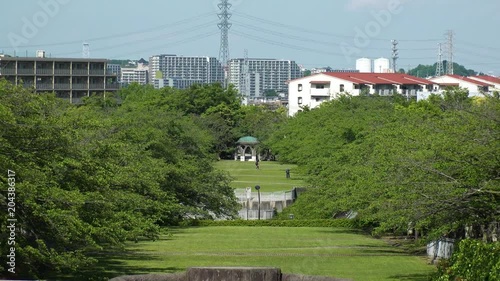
[{"left": 109, "top": 267, "right": 351, "bottom": 281}]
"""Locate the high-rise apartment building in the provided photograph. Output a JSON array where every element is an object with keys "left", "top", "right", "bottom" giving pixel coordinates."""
[
  {"left": 229, "top": 58, "right": 302, "bottom": 98},
  {"left": 107, "top": 64, "right": 122, "bottom": 82},
  {"left": 149, "top": 54, "right": 224, "bottom": 89},
  {"left": 121, "top": 63, "right": 149, "bottom": 86}
]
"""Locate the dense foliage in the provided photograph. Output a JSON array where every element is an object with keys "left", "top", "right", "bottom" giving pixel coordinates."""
[
  {"left": 270, "top": 90, "right": 500, "bottom": 239},
  {"left": 407, "top": 61, "right": 481, "bottom": 77},
  {"left": 183, "top": 218, "right": 360, "bottom": 228},
  {"left": 0, "top": 81, "right": 244, "bottom": 279},
  {"left": 432, "top": 239, "right": 500, "bottom": 280}
]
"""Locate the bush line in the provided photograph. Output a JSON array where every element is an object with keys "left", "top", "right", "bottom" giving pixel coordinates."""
[{"left": 179, "top": 219, "right": 372, "bottom": 228}]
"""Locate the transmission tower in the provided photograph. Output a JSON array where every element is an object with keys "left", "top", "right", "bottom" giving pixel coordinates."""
[
  {"left": 391, "top": 40, "right": 399, "bottom": 73},
  {"left": 82, "top": 42, "right": 90, "bottom": 58},
  {"left": 218, "top": 0, "right": 232, "bottom": 68},
  {"left": 445, "top": 30, "right": 454, "bottom": 75},
  {"left": 435, "top": 43, "right": 444, "bottom": 77}
]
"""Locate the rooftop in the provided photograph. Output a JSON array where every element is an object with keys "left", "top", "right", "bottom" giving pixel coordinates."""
[
  {"left": 470, "top": 75, "right": 500, "bottom": 85},
  {"left": 237, "top": 136, "right": 259, "bottom": 144},
  {"left": 0, "top": 56, "right": 110, "bottom": 63},
  {"left": 289, "top": 72, "right": 433, "bottom": 85},
  {"left": 434, "top": 75, "right": 493, "bottom": 87}
]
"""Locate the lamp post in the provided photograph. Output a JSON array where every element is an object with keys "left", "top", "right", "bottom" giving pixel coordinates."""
[{"left": 255, "top": 185, "right": 261, "bottom": 220}]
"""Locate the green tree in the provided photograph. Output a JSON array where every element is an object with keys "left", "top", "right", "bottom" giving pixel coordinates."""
[
  {"left": 271, "top": 90, "right": 500, "bottom": 239},
  {"left": 0, "top": 80, "right": 239, "bottom": 279}
]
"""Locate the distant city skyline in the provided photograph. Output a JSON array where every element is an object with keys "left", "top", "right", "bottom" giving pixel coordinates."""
[{"left": 1, "top": 0, "right": 499, "bottom": 75}]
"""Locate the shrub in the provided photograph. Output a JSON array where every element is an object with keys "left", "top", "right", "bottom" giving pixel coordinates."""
[
  {"left": 181, "top": 219, "right": 358, "bottom": 228},
  {"left": 431, "top": 239, "right": 500, "bottom": 281}
]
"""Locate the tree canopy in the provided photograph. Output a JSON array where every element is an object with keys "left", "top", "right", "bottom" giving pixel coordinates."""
[
  {"left": 0, "top": 81, "right": 240, "bottom": 279},
  {"left": 408, "top": 62, "right": 481, "bottom": 78},
  {"left": 270, "top": 90, "right": 500, "bottom": 239}
]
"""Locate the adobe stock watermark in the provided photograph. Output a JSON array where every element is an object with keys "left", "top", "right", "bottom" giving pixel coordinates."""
[
  {"left": 8, "top": 0, "right": 71, "bottom": 52},
  {"left": 340, "top": 0, "right": 406, "bottom": 62}
]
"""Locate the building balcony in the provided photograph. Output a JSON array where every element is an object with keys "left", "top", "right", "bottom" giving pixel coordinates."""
[
  {"left": 0, "top": 68, "right": 17, "bottom": 75},
  {"left": 89, "top": 83, "right": 104, "bottom": 89},
  {"left": 89, "top": 69, "right": 105, "bottom": 75},
  {"left": 106, "top": 83, "right": 120, "bottom": 90},
  {"left": 22, "top": 83, "right": 35, "bottom": 89},
  {"left": 17, "top": 69, "right": 35, "bottom": 75},
  {"left": 73, "top": 69, "right": 88, "bottom": 75},
  {"left": 310, "top": 88, "right": 331, "bottom": 97},
  {"left": 54, "top": 69, "right": 71, "bottom": 75},
  {"left": 54, "top": 83, "right": 71, "bottom": 90},
  {"left": 36, "top": 69, "right": 53, "bottom": 75},
  {"left": 72, "top": 83, "right": 88, "bottom": 90},
  {"left": 36, "top": 84, "right": 54, "bottom": 90}
]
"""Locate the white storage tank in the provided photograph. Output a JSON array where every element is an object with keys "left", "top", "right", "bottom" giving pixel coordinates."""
[
  {"left": 373, "top": 58, "right": 391, "bottom": 73},
  {"left": 374, "top": 57, "right": 391, "bottom": 73},
  {"left": 356, "top": 58, "right": 372, "bottom": 73}
]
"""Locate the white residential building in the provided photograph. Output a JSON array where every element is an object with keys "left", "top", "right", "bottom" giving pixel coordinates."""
[
  {"left": 228, "top": 58, "right": 302, "bottom": 99},
  {"left": 288, "top": 72, "right": 433, "bottom": 116},
  {"left": 468, "top": 75, "right": 500, "bottom": 92},
  {"left": 121, "top": 63, "right": 149, "bottom": 86},
  {"left": 427, "top": 75, "right": 492, "bottom": 99},
  {"left": 149, "top": 54, "right": 224, "bottom": 89}
]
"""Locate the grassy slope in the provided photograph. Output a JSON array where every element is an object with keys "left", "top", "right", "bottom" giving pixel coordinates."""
[
  {"left": 214, "top": 160, "right": 306, "bottom": 192},
  {"left": 101, "top": 162, "right": 434, "bottom": 281},
  {"left": 107, "top": 227, "right": 434, "bottom": 281}
]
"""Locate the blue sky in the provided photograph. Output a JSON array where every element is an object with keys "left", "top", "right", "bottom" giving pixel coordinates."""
[{"left": 1, "top": 0, "right": 499, "bottom": 74}]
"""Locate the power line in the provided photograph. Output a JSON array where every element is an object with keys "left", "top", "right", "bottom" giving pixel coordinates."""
[
  {"left": 233, "top": 20, "right": 436, "bottom": 52},
  {"left": 231, "top": 30, "right": 346, "bottom": 57},
  {"left": 456, "top": 40, "right": 500, "bottom": 51},
  {"left": 53, "top": 21, "right": 218, "bottom": 57},
  {"left": 107, "top": 31, "right": 220, "bottom": 60},
  {"left": 233, "top": 11, "right": 442, "bottom": 42},
  {"left": 0, "top": 12, "right": 215, "bottom": 50}
]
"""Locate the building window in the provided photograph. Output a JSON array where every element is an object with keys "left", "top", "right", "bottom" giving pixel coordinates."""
[
  {"left": 316, "top": 84, "right": 325, "bottom": 89},
  {"left": 298, "top": 84, "right": 303, "bottom": 92},
  {"left": 298, "top": 97, "right": 303, "bottom": 105},
  {"left": 340, "top": 84, "right": 345, "bottom": 92}
]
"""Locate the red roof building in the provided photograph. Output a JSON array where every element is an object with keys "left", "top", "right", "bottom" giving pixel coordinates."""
[
  {"left": 468, "top": 75, "right": 500, "bottom": 91},
  {"left": 288, "top": 72, "right": 434, "bottom": 116},
  {"left": 429, "top": 75, "right": 493, "bottom": 94}
]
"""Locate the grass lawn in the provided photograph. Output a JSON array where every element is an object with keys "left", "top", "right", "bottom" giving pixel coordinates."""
[
  {"left": 214, "top": 160, "right": 306, "bottom": 192},
  {"left": 104, "top": 227, "right": 435, "bottom": 281}
]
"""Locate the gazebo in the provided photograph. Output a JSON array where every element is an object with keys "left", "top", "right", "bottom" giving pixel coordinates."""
[{"left": 235, "top": 136, "right": 259, "bottom": 162}]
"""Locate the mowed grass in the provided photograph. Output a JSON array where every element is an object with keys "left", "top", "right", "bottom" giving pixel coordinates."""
[
  {"left": 214, "top": 160, "right": 306, "bottom": 192},
  {"left": 106, "top": 227, "right": 435, "bottom": 281}
]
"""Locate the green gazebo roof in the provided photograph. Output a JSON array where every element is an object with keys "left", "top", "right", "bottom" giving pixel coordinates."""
[{"left": 237, "top": 136, "right": 259, "bottom": 144}]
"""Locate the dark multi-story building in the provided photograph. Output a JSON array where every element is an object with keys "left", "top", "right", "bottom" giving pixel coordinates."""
[{"left": 0, "top": 54, "right": 119, "bottom": 104}]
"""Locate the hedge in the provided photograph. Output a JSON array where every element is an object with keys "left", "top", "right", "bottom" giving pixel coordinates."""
[
  {"left": 179, "top": 219, "right": 368, "bottom": 228},
  {"left": 432, "top": 239, "right": 500, "bottom": 281}
]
